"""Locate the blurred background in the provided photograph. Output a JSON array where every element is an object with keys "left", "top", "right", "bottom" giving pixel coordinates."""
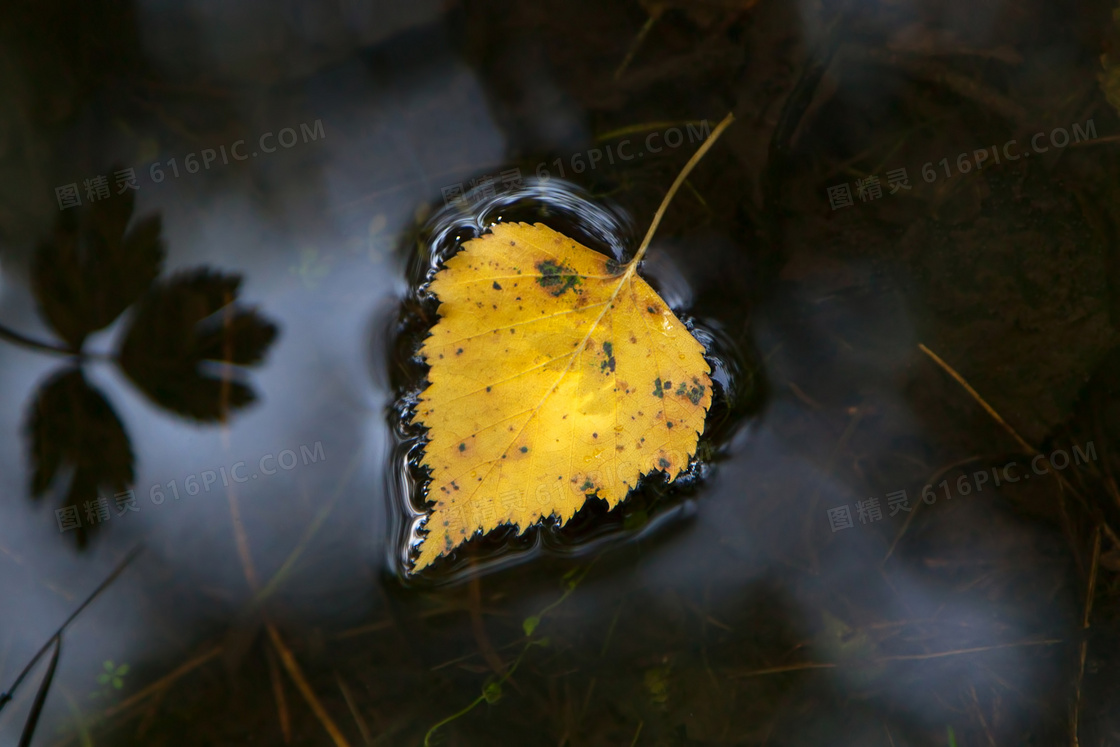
[{"left": 1, "top": 0, "right": 1119, "bottom": 744}]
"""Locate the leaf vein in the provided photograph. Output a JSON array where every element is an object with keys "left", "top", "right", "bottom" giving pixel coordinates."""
[{"left": 429, "top": 302, "right": 610, "bottom": 349}]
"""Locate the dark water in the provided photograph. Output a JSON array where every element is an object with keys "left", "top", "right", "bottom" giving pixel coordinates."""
[{"left": 1, "top": 1, "right": 1119, "bottom": 745}]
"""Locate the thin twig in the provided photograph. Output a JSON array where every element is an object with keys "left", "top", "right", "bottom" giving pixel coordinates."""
[
  {"left": 102, "top": 646, "right": 222, "bottom": 719},
  {"left": 266, "top": 644, "right": 292, "bottom": 744},
  {"left": 728, "top": 661, "right": 837, "bottom": 679},
  {"left": 1072, "top": 525, "right": 1102, "bottom": 747},
  {"left": 1084, "top": 525, "right": 1102, "bottom": 630},
  {"left": 1068, "top": 133, "right": 1120, "bottom": 148},
  {"left": 0, "top": 325, "right": 75, "bottom": 357},
  {"left": 627, "top": 112, "right": 735, "bottom": 269},
  {"left": 595, "top": 119, "right": 709, "bottom": 143},
  {"left": 918, "top": 344, "right": 1035, "bottom": 454},
  {"left": 728, "top": 638, "right": 1062, "bottom": 678},
  {"left": 881, "top": 455, "right": 983, "bottom": 566},
  {"left": 871, "top": 638, "right": 1061, "bottom": 662},
  {"left": 336, "top": 673, "right": 374, "bottom": 747},
  {"left": 629, "top": 720, "right": 644, "bottom": 747},
  {"left": 613, "top": 12, "right": 662, "bottom": 80},
  {"left": 267, "top": 625, "right": 352, "bottom": 747},
  {"left": 1, "top": 546, "right": 144, "bottom": 711},
  {"left": 806, "top": 407, "right": 863, "bottom": 574},
  {"left": 918, "top": 344, "right": 1093, "bottom": 512},
  {"left": 467, "top": 571, "right": 506, "bottom": 676}
]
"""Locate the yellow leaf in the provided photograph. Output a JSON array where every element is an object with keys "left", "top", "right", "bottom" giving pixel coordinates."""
[{"left": 410, "top": 114, "right": 734, "bottom": 571}]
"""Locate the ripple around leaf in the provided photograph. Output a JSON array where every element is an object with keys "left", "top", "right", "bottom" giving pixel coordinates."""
[
  {"left": 117, "top": 268, "right": 280, "bottom": 422},
  {"left": 30, "top": 188, "right": 164, "bottom": 350},
  {"left": 24, "top": 367, "right": 135, "bottom": 547}
]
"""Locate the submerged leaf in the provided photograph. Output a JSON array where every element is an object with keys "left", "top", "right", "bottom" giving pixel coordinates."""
[
  {"left": 118, "top": 268, "right": 279, "bottom": 422},
  {"left": 411, "top": 222, "right": 712, "bottom": 569}
]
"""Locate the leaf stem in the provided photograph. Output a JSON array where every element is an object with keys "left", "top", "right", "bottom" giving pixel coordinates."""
[
  {"left": 627, "top": 111, "right": 736, "bottom": 270},
  {"left": 0, "top": 323, "right": 74, "bottom": 357}
]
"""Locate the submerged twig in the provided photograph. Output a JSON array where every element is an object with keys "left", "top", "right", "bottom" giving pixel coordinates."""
[
  {"left": 1, "top": 546, "right": 144, "bottom": 712},
  {"left": 918, "top": 344, "right": 1034, "bottom": 454},
  {"left": 0, "top": 546, "right": 143, "bottom": 746},
  {"left": 16, "top": 636, "right": 60, "bottom": 747},
  {"left": 613, "top": 11, "right": 662, "bottom": 80},
  {"left": 268, "top": 625, "right": 352, "bottom": 747},
  {"left": 0, "top": 324, "right": 75, "bottom": 357},
  {"left": 336, "top": 673, "right": 374, "bottom": 747},
  {"left": 728, "top": 638, "right": 1062, "bottom": 678},
  {"left": 266, "top": 645, "right": 292, "bottom": 744}
]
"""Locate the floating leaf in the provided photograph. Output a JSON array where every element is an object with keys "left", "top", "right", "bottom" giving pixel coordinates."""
[
  {"left": 409, "top": 114, "right": 733, "bottom": 570},
  {"left": 411, "top": 223, "right": 712, "bottom": 568},
  {"left": 31, "top": 187, "right": 164, "bottom": 350},
  {"left": 118, "top": 269, "right": 279, "bottom": 422},
  {"left": 25, "top": 367, "right": 134, "bottom": 546}
]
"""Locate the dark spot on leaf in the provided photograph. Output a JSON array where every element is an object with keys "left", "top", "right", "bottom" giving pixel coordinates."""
[
  {"left": 605, "top": 257, "right": 622, "bottom": 275},
  {"left": 520, "top": 446, "right": 528, "bottom": 453},
  {"left": 459, "top": 443, "right": 465, "bottom": 452},
  {"left": 659, "top": 458, "right": 670, "bottom": 468},
  {"left": 592, "top": 433, "right": 598, "bottom": 438},
  {"left": 456, "top": 348, "right": 463, "bottom": 355},
  {"left": 647, "top": 306, "right": 656, "bottom": 314},
  {"left": 667, "top": 421, "right": 673, "bottom": 428},
  {"left": 535, "top": 260, "right": 583, "bottom": 297},
  {"left": 492, "top": 281, "right": 502, "bottom": 290},
  {"left": 580, "top": 480, "right": 594, "bottom": 491},
  {"left": 653, "top": 378, "right": 664, "bottom": 398},
  {"left": 599, "top": 341, "right": 616, "bottom": 374},
  {"left": 486, "top": 386, "right": 491, "bottom": 392}
]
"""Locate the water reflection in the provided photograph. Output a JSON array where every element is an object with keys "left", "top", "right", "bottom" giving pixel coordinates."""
[
  {"left": 2, "top": 192, "right": 278, "bottom": 546},
  {"left": 0, "top": 0, "right": 1115, "bottom": 743}
]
